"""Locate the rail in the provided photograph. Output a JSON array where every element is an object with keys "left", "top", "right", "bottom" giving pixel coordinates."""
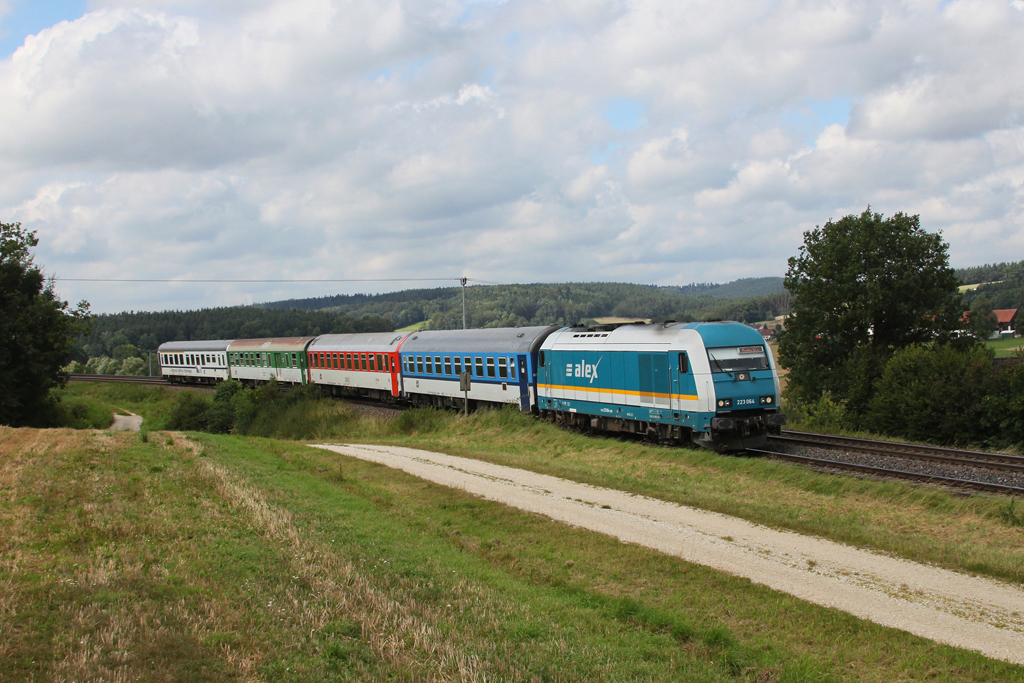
[
  {"left": 68, "top": 374, "right": 171, "bottom": 386},
  {"left": 758, "top": 430, "right": 1024, "bottom": 495}
]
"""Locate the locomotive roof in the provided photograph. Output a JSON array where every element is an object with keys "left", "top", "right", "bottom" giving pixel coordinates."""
[
  {"left": 309, "top": 332, "right": 411, "bottom": 353},
  {"left": 158, "top": 340, "right": 234, "bottom": 352},
  {"left": 227, "top": 337, "right": 316, "bottom": 352},
  {"left": 544, "top": 321, "right": 765, "bottom": 348},
  {"left": 400, "top": 325, "right": 561, "bottom": 354}
]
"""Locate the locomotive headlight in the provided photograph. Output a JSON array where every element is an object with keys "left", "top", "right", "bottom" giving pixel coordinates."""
[
  {"left": 759, "top": 395, "right": 775, "bottom": 405},
  {"left": 717, "top": 398, "right": 732, "bottom": 409}
]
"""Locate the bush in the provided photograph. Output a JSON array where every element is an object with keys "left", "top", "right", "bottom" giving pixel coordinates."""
[
  {"left": 800, "top": 391, "right": 850, "bottom": 433},
  {"left": 56, "top": 396, "right": 113, "bottom": 429},
  {"left": 867, "top": 344, "right": 1003, "bottom": 447},
  {"left": 166, "top": 392, "right": 214, "bottom": 432},
  {"left": 116, "top": 357, "right": 147, "bottom": 376}
]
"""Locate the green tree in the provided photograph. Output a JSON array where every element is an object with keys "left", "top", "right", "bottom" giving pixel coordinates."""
[
  {"left": 0, "top": 222, "right": 92, "bottom": 426},
  {"left": 779, "top": 209, "right": 964, "bottom": 416},
  {"left": 968, "top": 295, "right": 999, "bottom": 339}
]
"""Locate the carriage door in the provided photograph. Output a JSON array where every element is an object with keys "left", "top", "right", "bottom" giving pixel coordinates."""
[{"left": 517, "top": 355, "right": 530, "bottom": 411}]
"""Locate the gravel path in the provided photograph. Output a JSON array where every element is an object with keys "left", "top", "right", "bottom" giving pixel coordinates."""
[
  {"left": 109, "top": 411, "right": 143, "bottom": 432},
  {"left": 312, "top": 443, "right": 1024, "bottom": 665}
]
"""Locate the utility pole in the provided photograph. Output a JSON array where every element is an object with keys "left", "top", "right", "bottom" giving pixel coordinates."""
[{"left": 461, "top": 277, "right": 468, "bottom": 330}]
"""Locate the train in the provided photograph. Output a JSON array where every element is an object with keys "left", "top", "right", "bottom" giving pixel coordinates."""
[{"left": 158, "top": 320, "right": 786, "bottom": 451}]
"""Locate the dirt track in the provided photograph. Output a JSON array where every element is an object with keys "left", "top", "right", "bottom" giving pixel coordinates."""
[{"left": 313, "top": 443, "right": 1024, "bottom": 665}]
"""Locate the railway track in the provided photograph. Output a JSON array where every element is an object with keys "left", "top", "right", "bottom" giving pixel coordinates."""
[
  {"left": 753, "top": 430, "right": 1024, "bottom": 496},
  {"left": 68, "top": 373, "right": 171, "bottom": 386}
]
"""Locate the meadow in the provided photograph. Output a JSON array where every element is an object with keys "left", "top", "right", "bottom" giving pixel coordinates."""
[{"left": 2, "top": 383, "right": 1022, "bottom": 681}]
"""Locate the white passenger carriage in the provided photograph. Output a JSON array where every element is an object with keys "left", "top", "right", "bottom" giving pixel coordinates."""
[
  {"left": 307, "top": 332, "right": 410, "bottom": 401},
  {"left": 158, "top": 340, "right": 233, "bottom": 384}
]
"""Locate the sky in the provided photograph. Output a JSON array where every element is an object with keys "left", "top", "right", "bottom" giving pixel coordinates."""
[{"left": 2, "top": 0, "right": 1024, "bottom": 313}]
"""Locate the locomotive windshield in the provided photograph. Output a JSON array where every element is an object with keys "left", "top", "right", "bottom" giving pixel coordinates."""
[{"left": 706, "top": 345, "right": 769, "bottom": 373}]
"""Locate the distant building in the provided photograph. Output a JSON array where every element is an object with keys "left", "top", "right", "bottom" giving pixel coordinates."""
[
  {"left": 994, "top": 309, "right": 1018, "bottom": 335},
  {"left": 757, "top": 324, "right": 775, "bottom": 341}
]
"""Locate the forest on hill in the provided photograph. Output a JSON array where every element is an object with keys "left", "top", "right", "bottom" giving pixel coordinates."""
[
  {"left": 957, "top": 260, "right": 1024, "bottom": 311},
  {"left": 262, "top": 279, "right": 791, "bottom": 330},
  {"left": 75, "top": 308, "right": 393, "bottom": 361},
  {"left": 71, "top": 278, "right": 791, "bottom": 361}
]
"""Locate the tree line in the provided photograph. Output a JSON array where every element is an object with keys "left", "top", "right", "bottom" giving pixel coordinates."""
[
  {"left": 74, "top": 307, "right": 395, "bottom": 361},
  {"left": 264, "top": 280, "right": 791, "bottom": 330}
]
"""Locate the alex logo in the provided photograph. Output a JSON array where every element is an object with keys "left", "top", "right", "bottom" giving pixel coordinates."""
[{"left": 566, "top": 358, "right": 602, "bottom": 384}]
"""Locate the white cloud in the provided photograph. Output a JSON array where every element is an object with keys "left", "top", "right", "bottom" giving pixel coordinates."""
[{"left": 0, "top": 0, "right": 1022, "bottom": 312}]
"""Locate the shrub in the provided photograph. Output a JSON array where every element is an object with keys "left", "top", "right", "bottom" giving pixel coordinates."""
[
  {"left": 56, "top": 396, "right": 113, "bottom": 429},
  {"left": 867, "top": 344, "right": 1003, "bottom": 446},
  {"left": 166, "top": 392, "right": 214, "bottom": 432},
  {"left": 801, "top": 391, "right": 850, "bottom": 433}
]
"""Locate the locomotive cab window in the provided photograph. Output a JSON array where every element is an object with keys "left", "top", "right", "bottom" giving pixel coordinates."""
[
  {"left": 678, "top": 352, "right": 689, "bottom": 374},
  {"left": 706, "top": 346, "right": 769, "bottom": 373}
]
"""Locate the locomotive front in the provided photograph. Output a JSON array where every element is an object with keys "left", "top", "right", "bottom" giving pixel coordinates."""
[{"left": 691, "top": 323, "right": 787, "bottom": 451}]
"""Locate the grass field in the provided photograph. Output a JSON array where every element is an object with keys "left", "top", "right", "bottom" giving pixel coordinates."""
[
  {"left": 984, "top": 336, "right": 1024, "bottom": 358},
  {"left": 3, "top": 426, "right": 1022, "bottom": 681}
]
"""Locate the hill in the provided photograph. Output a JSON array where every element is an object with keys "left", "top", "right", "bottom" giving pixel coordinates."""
[
  {"left": 261, "top": 279, "right": 791, "bottom": 330},
  {"left": 75, "top": 307, "right": 393, "bottom": 360}
]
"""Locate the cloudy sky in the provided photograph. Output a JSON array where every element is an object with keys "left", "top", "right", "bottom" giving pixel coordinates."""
[{"left": 2, "top": 0, "right": 1023, "bottom": 313}]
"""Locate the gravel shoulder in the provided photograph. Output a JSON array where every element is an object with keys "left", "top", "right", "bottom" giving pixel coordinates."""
[{"left": 313, "top": 442, "right": 1024, "bottom": 665}]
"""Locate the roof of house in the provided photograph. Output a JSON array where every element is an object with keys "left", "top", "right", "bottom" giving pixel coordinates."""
[{"left": 994, "top": 309, "right": 1018, "bottom": 324}]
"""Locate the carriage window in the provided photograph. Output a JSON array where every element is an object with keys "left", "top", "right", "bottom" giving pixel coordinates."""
[
  {"left": 377, "top": 354, "right": 384, "bottom": 371},
  {"left": 475, "top": 357, "right": 484, "bottom": 377},
  {"left": 498, "top": 357, "right": 508, "bottom": 379},
  {"left": 486, "top": 357, "right": 495, "bottom": 378},
  {"left": 292, "top": 352, "right": 298, "bottom": 367},
  {"left": 444, "top": 357, "right": 452, "bottom": 375},
  {"left": 367, "top": 354, "right": 374, "bottom": 372},
  {"left": 434, "top": 356, "right": 442, "bottom": 374},
  {"left": 454, "top": 357, "right": 462, "bottom": 376},
  {"left": 510, "top": 358, "right": 517, "bottom": 380},
  {"left": 416, "top": 356, "right": 423, "bottom": 374},
  {"left": 425, "top": 356, "right": 433, "bottom": 374}
]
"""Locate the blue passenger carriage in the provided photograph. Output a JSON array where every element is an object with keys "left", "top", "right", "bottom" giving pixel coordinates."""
[
  {"left": 537, "top": 321, "right": 785, "bottom": 451},
  {"left": 399, "top": 326, "right": 560, "bottom": 411}
]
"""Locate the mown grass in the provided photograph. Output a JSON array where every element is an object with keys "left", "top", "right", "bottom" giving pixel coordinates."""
[
  {"left": 60, "top": 382, "right": 1024, "bottom": 584},
  {"left": 2, "top": 427, "right": 1019, "bottom": 681},
  {"left": 984, "top": 336, "right": 1024, "bottom": 358}
]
